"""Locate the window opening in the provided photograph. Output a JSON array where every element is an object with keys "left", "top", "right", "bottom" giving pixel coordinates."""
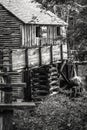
[{"left": 36, "top": 26, "right": 41, "bottom": 37}]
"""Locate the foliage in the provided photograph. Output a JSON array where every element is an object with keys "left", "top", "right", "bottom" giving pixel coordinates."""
[
  {"left": 13, "top": 93, "right": 87, "bottom": 130},
  {"left": 35, "top": 0, "right": 87, "bottom": 53}
]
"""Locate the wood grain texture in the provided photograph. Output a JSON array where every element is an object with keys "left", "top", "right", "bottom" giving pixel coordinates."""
[
  {"left": 28, "top": 48, "right": 39, "bottom": 67},
  {"left": 52, "top": 45, "right": 61, "bottom": 63},
  {"left": 62, "top": 42, "right": 68, "bottom": 59},
  {"left": 12, "top": 49, "right": 25, "bottom": 71},
  {"left": 41, "top": 46, "right": 50, "bottom": 65},
  {"left": 0, "top": 4, "right": 22, "bottom": 48}
]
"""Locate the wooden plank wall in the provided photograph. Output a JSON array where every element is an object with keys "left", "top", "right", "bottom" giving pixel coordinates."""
[
  {"left": 22, "top": 25, "right": 64, "bottom": 47},
  {"left": 60, "top": 26, "right": 66, "bottom": 38},
  {"left": 32, "top": 25, "right": 36, "bottom": 46},
  {"left": 0, "top": 4, "right": 22, "bottom": 48},
  {"left": 0, "top": 4, "right": 66, "bottom": 48},
  {"left": 12, "top": 43, "right": 68, "bottom": 71},
  {"left": 49, "top": 26, "right": 54, "bottom": 44},
  {"left": 47, "top": 26, "right": 50, "bottom": 44},
  {"left": 12, "top": 49, "right": 25, "bottom": 71},
  {"left": 54, "top": 26, "right": 57, "bottom": 42},
  {"left": 22, "top": 25, "right": 36, "bottom": 47},
  {"left": 28, "top": 48, "right": 39, "bottom": 67}
]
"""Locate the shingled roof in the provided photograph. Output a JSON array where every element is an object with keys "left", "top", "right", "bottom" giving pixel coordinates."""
[{"left": 0, "top": 0, "right": 68, "bottom": 25}]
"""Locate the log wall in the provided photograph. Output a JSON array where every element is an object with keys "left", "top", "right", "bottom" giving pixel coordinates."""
[{"left": 0, "top": 4, "right": 22, "bottom": 48}]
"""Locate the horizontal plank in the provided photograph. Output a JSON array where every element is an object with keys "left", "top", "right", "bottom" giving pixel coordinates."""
[
  {"left": 0, "top": 83, "right": 26, "bottom": 88},
  {"left": 73, "top": 61, "right": 87, "bottom": 64},
  {"left": 0, "top": 102, "right": 36, "bottom": 111},
  {"left": 0, "top": 72, "right": 21, "bottom": 76}
]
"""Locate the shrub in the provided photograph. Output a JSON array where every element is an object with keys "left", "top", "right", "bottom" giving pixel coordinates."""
[{"left": 13, "top": 93, "right": 87, "bottom": 130}]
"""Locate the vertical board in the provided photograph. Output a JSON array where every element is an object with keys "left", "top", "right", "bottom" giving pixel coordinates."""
[
  {"left": 62, "top": 42, "right": 68, "bottom": 59},
  {"left": 22, "top": 25, "right": 32, "bottom": 47},
  {"left": 61, "top": 26, "right": 66, "bottom": 38},
  {"left": 36, "top": 37, "right": 40, "bottom": 46},
  {"left": 24, "top": 25, "right": 27, "bottom": 46},
  {"left": 12, "top": 49, "right": 25, "bottom": 71},
  {"left": 30, "top": 25, "right": 32, "bottom": 47},
  {"left": 41, "top": 46, "right": 50, "bottom": 65},
  {"left": 26, "top": 25, "right": 30, "bottom": 47},
  {"left": 54, "top": 26, "right": 57, "bottom": 44},
  {"left": 28, "top": 48, "right": 39, "bottom": 67},
  {"left": 21, "top": 25, "right": 25, "bottom": 46},
  {"left": 47, "top": 26, "right": 50, "bottom": 44},
  {"left": 52, "top": 44, "right": 61, "bottom": 63},
  {"left": 41, "top": 26, "right": 47, "bottom": 45},
  {"left": 49, "top": 26, "right": 54, "bottom": 44},
  {"left": 32, "top": 25, "right": 36, "bottom": 46},
  {"left": 0, "top": 116, "right": 3, "bottom": 130}
]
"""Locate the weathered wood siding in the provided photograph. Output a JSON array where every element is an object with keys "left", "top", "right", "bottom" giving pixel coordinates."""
[
  {"left": 62, "top": 41, "right": 68, "bottom": 59},
  {"left": 12, "top": 49, "right": 25, "bottom": 71},
  {"left": 61, "top": 26, "right": 66, "bottom": 38},
  {"left": 41, "top": 46, "right": 50, "bottom": 65},
  {"left": 22, "top": 25, "right": 36, "bottom": 47},
  {"left": 21, "top": 25, "right": 66, "bottom": 47},
  {"left": 28, "top": 48, "right": 39, "bottom": 67},
  {"left": 0, "top": 4, "right": 22, "bottom": 48}
]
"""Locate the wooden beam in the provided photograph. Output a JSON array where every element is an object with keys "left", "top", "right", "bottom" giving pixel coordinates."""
[
  {"left": 0, "top": 102, "right": 35, "bottom": 111},
  {"left": 0, "top": 83, "right": 26, "bottom": 89},
  {"left": 60, "top": 72, "right": 70, "bottom": 85},
  {"left": 39, "top": 46, "right": 42, "bottom": 66},
  {"left": 50, "top": 45, "right": 53, "bottom": 64},
  {"left": 0, "top": 72, "right": 23, "bottom": 76},
  {"left": 73, "top": 61, "right": 87, "bottom": 65}
]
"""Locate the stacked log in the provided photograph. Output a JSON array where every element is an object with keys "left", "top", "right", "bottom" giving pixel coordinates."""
[
  {"left": 31, "top": 66, "right": 50, "bottom": 101},
  {"left": 0, "top": 49, "right": 9, "bottom": 103},
  {"left": 0, "top": 50, "right": 3, "bottom": 67},
  {"left": 39, "top": 66, "right": 50, "bottom": 95},
  {"left": 49, "top": 64, "right": 59, "bottom": 94},
  {"left": 10, "top": 72, "right": 24, "bottom": 102},
  {"left": 10, "top": 72, "right": 22, "bottom": 83},
  {"left": 31, "top": 68, "right": 40, "bottom": 100},
  {"left": 3, "top": 49, "right": 10, "bottom": 71}
]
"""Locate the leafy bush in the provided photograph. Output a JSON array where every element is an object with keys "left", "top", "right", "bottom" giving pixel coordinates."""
[{"left": 13, "top": 93, "right": 87, "bottom": 130}]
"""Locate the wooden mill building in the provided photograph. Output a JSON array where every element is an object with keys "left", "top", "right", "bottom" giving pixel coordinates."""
[{"left": 0, "top": 0, "right": 68, "bottom": 102}]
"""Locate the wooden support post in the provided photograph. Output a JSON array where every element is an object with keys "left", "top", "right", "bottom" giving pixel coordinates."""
[
  {"left": 0, "top": 110, "right": 13, "bottom": 130},
  {"left": 25, "top": 48, "right": 28, "bottom": 69},
  {"left": 39, "top": 46, "right": 42, "bottom": 66},
  {"left": 24, "top": 69, "right": 32, "bottom": 101},
  {"left": 24, "top": 49, "right": 32, "bottom": 101},
  {"left": 50, "top": 45, "right": 53, "bottom": 64},
  {"left": 60, "top": 44, "right": 63, "bottom": 60},
  {"left": 60, "top": 71, "right": 70, "bottom": 85}
]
